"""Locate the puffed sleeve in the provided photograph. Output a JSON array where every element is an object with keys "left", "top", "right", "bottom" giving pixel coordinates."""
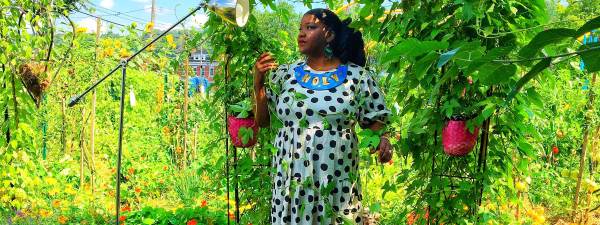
[
  {"left": 356, "top": 68, "right": 391, "bottom": 127},
  {"left": 264, "top": 64, "right": 289, "bottom": 106}
]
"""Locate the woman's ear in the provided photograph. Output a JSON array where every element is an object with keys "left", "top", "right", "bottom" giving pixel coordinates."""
[{"left": 325, "top": 30, "right": 335, "bottom": 43}]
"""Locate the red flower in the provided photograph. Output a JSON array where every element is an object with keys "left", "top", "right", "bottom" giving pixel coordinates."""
[
  {"left": 228, "top": 211, "right": 235, "bottom": 219},
  {"left": 201, "top": 200, "right": 208, "bottom": 207},
  {"left": 187, "top": 219, "right": 197, "bottom": 225},
  {"left": 552, "top": 146, "right": 559, "bottom": 154},
  {"left": 119, "top": 215, "right": 126, "bottom": 222},
  {"left": 121, "top": 205, "right": 131, "bottom": 212}
]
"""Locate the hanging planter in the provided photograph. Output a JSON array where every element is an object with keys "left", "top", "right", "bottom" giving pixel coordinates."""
[
  {"left": 228, "top": 99, "right": 258, "bottom": 148},
  {"left": 442, "top": 117, "right": 479, "bottom": 157}
]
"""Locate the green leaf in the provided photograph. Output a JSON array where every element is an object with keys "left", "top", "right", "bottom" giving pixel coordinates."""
[
  {"left": 414, "top": 52, "right": 438, "bottom": 79},
  {"left": 579, "top": 43, "right": 600, "bottom": 72},
  {"left": 142, "top": 218, "right": 156, "bottom": 225},
  {"left": 369, "top": 203, "right": 382, "bottom": 213},
  {"left": 238, "top": 127, "right": 253, "bottom": 145},
  {"left": 575, "top": 15, "right": 600, "bottom": 38},
  {"left": 382, "top": 39, "right": 449, "bottom": 64},
  {"left": 518, "top": 28, "right": 576, "bottom": 61},
  {"left": 506, "top": 58, "right": 552, "bottom": 103},
  {"left": 293, "top": 92, "right": 308, "bottom": 101},
  {"left": 437, "top": 47, "right": 460, "bottom": 68},
  {"left": 479, "top": 64, "right": 517, "bottom": 85},
  {"left": 517, "top": 139, "right": 534, "bottom": 157},
  {"left": 465, "top": 47, "right": 512, "bottom": 75}
]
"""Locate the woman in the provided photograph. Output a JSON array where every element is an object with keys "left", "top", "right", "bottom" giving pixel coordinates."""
[{"left": 253, "top": 8, "right": 392, "bottom": 225}]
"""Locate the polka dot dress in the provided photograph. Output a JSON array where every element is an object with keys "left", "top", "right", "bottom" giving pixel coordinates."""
[{"left": 265, "top": 60, "right": 390, "bottom": 225}]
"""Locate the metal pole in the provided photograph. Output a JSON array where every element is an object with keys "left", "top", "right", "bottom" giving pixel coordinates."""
[
  {"left": 68, "top": 3, "right": 205, "bottom": 107},
  {"left": 115, "top": 60, "right": 127, "bottom": 225}
]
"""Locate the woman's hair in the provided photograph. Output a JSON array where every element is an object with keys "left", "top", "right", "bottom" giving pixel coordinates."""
[{"left": 304, "top": 8, "right": 366, "bottom": 67}]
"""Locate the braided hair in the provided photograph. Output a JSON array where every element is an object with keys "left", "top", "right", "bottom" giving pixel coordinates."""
[{"left": 304, "top": 8, "right": 366, "bottom": 67}]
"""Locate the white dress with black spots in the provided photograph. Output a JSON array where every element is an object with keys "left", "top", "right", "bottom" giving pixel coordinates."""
[{"left": 265, "top": 60, "right": 390, "bottom": 225}]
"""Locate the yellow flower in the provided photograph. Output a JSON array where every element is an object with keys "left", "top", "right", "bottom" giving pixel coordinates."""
[
  {"left": 104, "top": 47, "right": 115, "bottom": 57},
  {"left": 102, "top": 39, "right": 113, "bottom": 47},
  {"left": 76, "top": 27, "right": 88, "bottom": 34},
  {"left": 114, "top": 40, "right": 122, "bottom": 49},
  {"left": 119, "top": 48, "right": 131, "bottom": 58},
  {"left": 58, "top": 215, "right": 68, "bottom": 224},
  {"left": 38, "top": 209, "right": 51, "bottom": 218},
  {"left": 166, "top": 34, "right": 176, "bottom": 49},
  {"left": 48, "top": 187, "right": 60, "bottom": 196},
  {"left": 44, "top": 177, "right": 58, "bottom": 186},
  {"left": 52, "top": 200, "right": 61, "bottom": 208},
  {"left": 145, "top": 22, "right": 154, "bottom": 32}
]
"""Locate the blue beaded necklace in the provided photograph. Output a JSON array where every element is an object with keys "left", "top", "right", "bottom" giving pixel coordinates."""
[{"left": 293, "top": 63, "right": 348, "bottom": 90}]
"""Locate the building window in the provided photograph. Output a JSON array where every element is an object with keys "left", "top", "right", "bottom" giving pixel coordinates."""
[{"left": 209, "top": 67, "right": 214, "bottom": 77}]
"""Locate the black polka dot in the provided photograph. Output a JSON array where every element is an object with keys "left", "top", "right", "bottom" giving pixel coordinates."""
[
  {"left": 312, "top": 154, "right": 319, "bottom": 160},
  {"left": 306, "top": 109, "right": 314, "bottom": 116},
  {"left": 315, "top": 130, "right": 323, "bottom": 137},
  {"left": 320, "top": 164, "right": 328, "bottom": 171},
  {"left": 324, "top": 96, "right": 332, "bottom": 101}
]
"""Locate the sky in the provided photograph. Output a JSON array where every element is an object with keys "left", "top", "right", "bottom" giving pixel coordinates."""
[{"left": 70, "top": 0, "right": 327, "bottom": 33}]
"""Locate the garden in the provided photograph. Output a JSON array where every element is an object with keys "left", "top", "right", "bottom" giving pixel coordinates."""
[{"left": 1, "top": 0, "right": 600, "bottom": 224}]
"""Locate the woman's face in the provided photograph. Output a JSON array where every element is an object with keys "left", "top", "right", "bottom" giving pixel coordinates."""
[{"left": 297, "top": 14, "right": 333, "bottom": 56}]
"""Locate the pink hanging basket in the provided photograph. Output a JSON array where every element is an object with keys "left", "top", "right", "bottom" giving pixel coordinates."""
[
  {"left": 227, "top": 115, "right": 258, "bottom": 148},
  {"left": 442, "top": 119, "right": 479, "bottom": 157}
]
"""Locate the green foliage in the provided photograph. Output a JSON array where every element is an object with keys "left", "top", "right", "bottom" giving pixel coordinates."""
[
  {"left": 2, "top": 0, "right": 600, "bottom": 225},
  {"left": 125, "top": 206, "right": 227, "bottom": 225},
  {"left": 229, "top": 99, "right": 253, "bottom": 118}
]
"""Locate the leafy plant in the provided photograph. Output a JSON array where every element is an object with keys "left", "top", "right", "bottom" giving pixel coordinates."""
[
  {"left": 237, "top": 127, "right": 254, "bottom": 145},
  {"left": 229, "top": 99, "right": 253, "bottom": 119}
]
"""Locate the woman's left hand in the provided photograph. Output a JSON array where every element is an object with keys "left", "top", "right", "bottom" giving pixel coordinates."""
[{"left": 370, "top": 136, "right": 392, "bottom": 163}]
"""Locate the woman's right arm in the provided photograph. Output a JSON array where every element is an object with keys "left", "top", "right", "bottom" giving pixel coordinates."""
[{"left": 253, "top": 52, "right": 278, "bottom": 128}]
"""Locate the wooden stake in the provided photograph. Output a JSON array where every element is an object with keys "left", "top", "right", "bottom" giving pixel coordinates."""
[
  {"left": 573, "top": 72, "right": 597, "bottom": 217},
  {"left": 90, "top": 17, "right": 101, "bottom": 194},
  {"left": 183, "top": 56, "right": 190, "bottom": 168},
  {"left": 80, "top": 108, "right": 85, "bottom": 188}
]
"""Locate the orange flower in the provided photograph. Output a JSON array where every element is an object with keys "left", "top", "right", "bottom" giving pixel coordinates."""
[
  {"left": 187, "top": 219, "right": 198, "bottom": 225},
  {"left": 119, "top": 215, "right": 126, "bottom": 222},
  {"left": 388, "top": 159, "right": 393, "bottom": 165},
  {"left": 176, "top": 146, "right": 183, "bottom": 154},
  {"left": 163, "top": 165, "right": 168, "bottom": 171},
  {"left": 228, "top": 211, "right": 235, "bottom": 220},
  {"left": 58, "top": 215, "right": 68, "bottom": 224},
  {"left": 52, "top": 200, "right": 61, "bottom": 208},
  {"left": 128, "top": 168, "right": 135, "bottom": 175},
  {"left": 135, "top": 187, "right": 141, "bottom": 194},
  {"left": 121, "top": 205, "right": 131, "bottom": 212},
  {"left": 201, "top": 200, "right": 208, "bottom": 207}
]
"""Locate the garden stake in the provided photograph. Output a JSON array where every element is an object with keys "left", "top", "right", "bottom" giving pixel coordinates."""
[
  {"left": 114, "top": 60, "right": 127, "bottom": 225},
  {"left": 573, "top": 72, "right": 597, "bottom": 217}
]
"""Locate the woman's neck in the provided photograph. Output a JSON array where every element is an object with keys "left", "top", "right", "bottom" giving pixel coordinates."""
[{"left": 306, "top": 55, "right": 341, "bottom": 71}]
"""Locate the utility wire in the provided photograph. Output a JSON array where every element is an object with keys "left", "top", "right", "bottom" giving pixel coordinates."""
[
  {"left": 87, "top": 2, "right": 171, "bottom": 26},
  {"left": 74, "top": 10, "right": 145, "bottom": 32}
]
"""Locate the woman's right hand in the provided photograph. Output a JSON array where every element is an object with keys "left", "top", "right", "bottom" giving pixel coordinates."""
[{"left": 254, "top": 52, "right": 278, "bottom": 85}]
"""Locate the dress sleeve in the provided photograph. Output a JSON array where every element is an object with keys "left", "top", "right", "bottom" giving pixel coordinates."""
[
  {"left": 356, "top": 68, "right": 391, "bottom": 127},
  {"left": 265, "top": 64, "right": 288, "bottom": 106}
]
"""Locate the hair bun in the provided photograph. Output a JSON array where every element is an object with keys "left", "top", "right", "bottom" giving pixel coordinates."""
[{"left": 342, "top": 18, "right": 352, "bottom": 26}]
